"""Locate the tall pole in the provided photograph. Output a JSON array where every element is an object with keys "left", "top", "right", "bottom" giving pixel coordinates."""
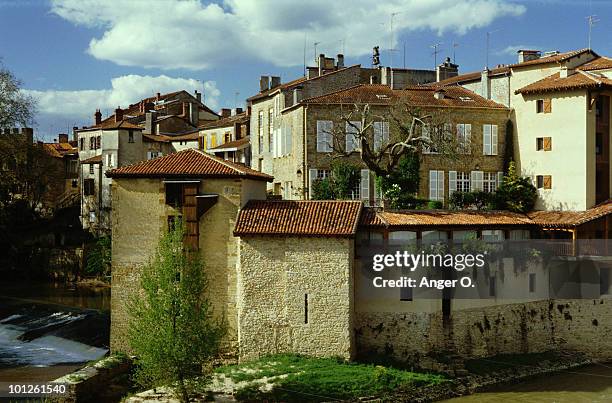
[
  {"left": 431, "top": 43, "right": 442, "bottom": 70},
  {"left": 314, "top": 41, "right": 321, "bottom": 63},
  {"left": 389, "top": 12, "right": 400, "bottom": 68},
  {"left": 586, "top": 15, "right": 599, "bottom": 50}
]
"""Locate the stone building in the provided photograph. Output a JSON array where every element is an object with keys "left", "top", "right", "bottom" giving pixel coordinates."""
[
  {"left": 252, "top": 83, "right": 509, "bottom": 205},
  {"left": 42, "top": 133, "right": 79, "bottom": 210},
  {"left": 437, "top": 48, "right": 612, "bottom": 211},
  {"left": 247, "top": 54, "right": 438, "bottom": 188},
  {"left": 107, "top": 149, "right": 612, "bottom": 364},
  {"left": 199, "top": 108, "right": 251, "bottom": 165},
  {"left": 76, "top": 90, "right": 220, "bottom": 234}
]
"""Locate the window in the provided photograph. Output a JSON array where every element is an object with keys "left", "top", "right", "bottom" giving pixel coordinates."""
[
  {"left": 509, "top": 229, "right": 530, "bottom": 240},
  {"left": 106, "top": 154, "right": 114, "bottom": 167},
  {"left": 596, "top": 133, "right": 603, "bottom": 155},
  {"left": 536, "top": 99, "right": 552, "bottom": 114},
  {"left": 224, "top": 132, "right": 231, "bottom": 144},
  {"left": 388, "top": 231, "right": 417, "bottom": 246},
  {"left": 258, "top": 111, "right": 264, "bottom": 153},
  {"left": 453, "top": 230, "right": 477, "bottom": 241},
  {"left": 456, "top": 123, "right": 471, "bottom": 154},
  {"left": 482, "top": 230, "right": 504, "bottom": 241},
  {"left": 83, "top": 178, "right": 95, "bottom": 196},
  {"left": 89, "top": 164, "right": 94, "bottom": 175},
  {"left": 128, "top": 130, "right": 134, "bottom": 143},
  {"left": 71, "top": 179, "right": 78, "bottom": 188},
  {"left": 316, "top": 120, "right": 333, "bottom": 152},
  {"left": 89, "top": 211, "right": 96, "bottom": 223},
  {"left": 268, "top": 108, "right": 273, "bottom": 151},
  {"left": 304, "top": 294, "right": 309, "bottom": 324},
  {"left": 429, "top": 170, "right": 444, "bottom": 201},
  {"left": 529, "top": 273, "right": 536, "bottom": 293},
  {"left": 79, "top": 138, "right": 84, "bottom": 151},
  {"left": 165, "top": 183, "right": 184, "bottom": 207},
  {"left": 536, "top": 175, "right": 552, "bottom": 189},
  {"left": 458, "top": 172, "right": 471, "bottom": 192},
  {"left": 308, "top": 168, "right": 330, "bottom": 199},
  {"left": 345, "top": 121, "right": 361, "bottom": 153},
  {"left": 483, "top": 172, "right": 498, "bottom": 193},
  {"left": 360, "top": 169, "right": 370, "bottom": 202},
  {"left": 96, "top": 136, "right": 101, "bottom": 149},
  {"left": 482, "top": 124, "right": 498, "bottom": 155},
  {"left": 89, "top": 137, "right": 95, "bottom": 149},
  {"left": 147, "top": 151, "right": 161, "bottom": 160},
  {"left": 536, "top": 137, "right": 552, "bottom": 151},
  {"left": 283, "top": 181, "right": 292, "bottom": 199},
  {"left": 422, "top": 230, "right": 448, "bottom": 243},
  {"left": 210, "top": 132, "right": 216, "bottom": 148},
  {"left": 373, "top": 121, "right": 389, "bottom": 152}
]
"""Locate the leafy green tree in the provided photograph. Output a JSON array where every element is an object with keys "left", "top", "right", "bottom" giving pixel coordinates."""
[
  {"left": 330, "top": 160, "right": 361, "bottom": 199},
  {"left": 311, "top": 178, "right": 334, "bottom": 200},
  {"left": 377, "top": 152, "right": 421, "bottom": 209},
  {"left": 0, "top": 62, "right": 36, "bottom": 129},
  {"left": 494, "top": 161, "right": 537, "bottom": 212},
  {"left": 85, "top": 236, "right": 111, "bottom": 277},
  {"left": 128, "top": 221, "right": 224, "bottom": 402}
]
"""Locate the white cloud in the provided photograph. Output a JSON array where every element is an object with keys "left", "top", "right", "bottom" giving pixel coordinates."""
[
  {"left": 51, "top": 0, "right": 526, "bottom": 70},
  {"left": 25, "top": 74, "right": 220, "bottom": 117}
]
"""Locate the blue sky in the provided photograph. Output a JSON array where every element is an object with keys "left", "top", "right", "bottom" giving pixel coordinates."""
[{"left": 1, "top": 0, "right": 611, "bottom": 141}]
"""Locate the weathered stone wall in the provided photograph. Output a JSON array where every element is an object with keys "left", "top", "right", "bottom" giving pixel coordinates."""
[
  {"left": 355, "top": 298, "right": 612, "bottom": 364},
  {"left": 237, "top": 236, "right": 355, "bottom": 361}
]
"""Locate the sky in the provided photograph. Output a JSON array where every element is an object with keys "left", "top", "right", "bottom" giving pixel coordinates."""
[{"left": 1, "top": 0, "right": 611, "bottom": 141}]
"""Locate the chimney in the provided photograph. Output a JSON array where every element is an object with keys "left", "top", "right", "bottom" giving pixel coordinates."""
[
  {"left": 433, "top": 89, "right": 446, "bottom": 100},
  {"left": 436, "top": 57, "right": 459, "bottom": 82},
  {"left": 517, "top": 49, "right": 541, "bottom": 63},
  {"left": 293, "top": 87, "right": 303, "bottom": 105},
  {"left": 94, "top": 109, "right": 102, "bottom": 125},
  {"left": 231, "top": 107, "right": 243, "bottom": 116},
  {"left": 221, "top": 108, "right": 231, "bottom": 118},
  {"left": 72, "top": 126, "right": 78, "bottom": 141},
  {"left": 58, "top": 133, "right": 69, "bottom": 143},
  {"left": 318, "top": 53, "right": 325, "bottom": 76},
  {"left": 337, "top": 54, "right": 344, "bottom": 68},
  {"left": 114, "top": 107, "right": 123, "bottom": 123},
  {"left": 145, "top": 101, "right": 154, "bottom": 112},
  {"left": 260, "top": 76, "right": 270, "bottom": 92},
  {"left": 481, "top": 69, "right": 490, "bottom": 99},
  {"left": 156, "top": 92, "right": 161, "bottom": 101},
  {"left": 306, "top": 67, "right": 319, "bottom": 79},
  {"left": 194, "top": 90, "right": 201, "bottom": 102},
  {"left": 145, "top": 112, "right": 157, "bottom": 134},
  {"left": 270, "top": 76, "right": 281, "bottom": 89},
  {"left": 560, "top": 66, "right": 575, "bottom": 78}
]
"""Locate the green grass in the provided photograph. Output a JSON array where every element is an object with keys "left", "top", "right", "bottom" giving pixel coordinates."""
[
  {"left": 465, "top": 351, "right": 560, "bottom": 376},
  {"left": 215, "top": 354, "right": 446, "bottom": 402}
]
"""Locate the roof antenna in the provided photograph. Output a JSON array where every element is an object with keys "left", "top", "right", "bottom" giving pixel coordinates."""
[
  {"left": 485, "top": 30, "right": 500, "bottom": 69},
  {"left": 313, "top": 41, "right": 321, "bottom": 64},
  {"left": 452, "top": 42, "right": 459, "bottom": 64},
  {"left": 430, "top": 42, "right": 443, "bottom": 70},
  {"left": 586, "top": 15, "right": 599, "bottom": 50}
]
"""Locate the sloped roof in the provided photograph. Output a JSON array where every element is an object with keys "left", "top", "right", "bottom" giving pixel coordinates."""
[
  {"left": 106, "top": 148, "right": 272, "bottom": 181},
  {"left": 81, "top": 154, "right": 102, "bottom": 164},
  {"left": 77, "top": 119, "right": 144, "bottom": 132},
  {"left": 234, "top": 200, "right": 363, "bottom": 237},
  {"left": 300, "top": 84, "right": 507, "bottom": 109},
  {"left": 360, "top": 209, "right": 534, "bottom": 228},
  {"left": 578, "top": 56, "right": 612, "bottom": 71},
  {"left": 515, "top": 70, "right": 612, "bottom": 95},
  {"left": 44, "top": 142, "right": 77, "bottom": 158},
  {"left": 528, "top": 200, "right": 612, "bottom": 228},
  {"left": 199, "top": 111, "right": 249, "bottom": 130},
  {"left": 210, "top": 136, "right": 250, "bottom": 151}
]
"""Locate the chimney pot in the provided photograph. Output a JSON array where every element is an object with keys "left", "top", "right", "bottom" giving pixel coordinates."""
[
  {"left": 221, "top": 108, "right": 231, "bottom": 118},
  {"left": 156, "top": 92, "right": 161, "bottom": 101},
  {"left": 517, "top": 49, "right": 541, "bottom": 63},
  {"left": 58, "top": 133, "right": 69, "bottom": 143},
  {"left": 270, "top": 76, "right": 281, "bottom": 89},
  {"left": 114, "top": 107, "right": 123, "bottom": 123},
  {"left": 94, "top": 109, "right": 102, "bottom": 125},
  {"left": 194, "top": 90, "right": 201, "bottom": 102},
  {"left": 260, "top": 76, "right": 270, "bottom": 92},
  {"left": 337, "top": 54, "right": 345, "bottom": 68}
]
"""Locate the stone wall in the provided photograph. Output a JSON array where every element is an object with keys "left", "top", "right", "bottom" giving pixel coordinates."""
[
  {"left": 237, "top": 236, "right": 355, "bottom": 361},
  {"left": 355, "top": 298, "right": 612, "bottom": 364}
]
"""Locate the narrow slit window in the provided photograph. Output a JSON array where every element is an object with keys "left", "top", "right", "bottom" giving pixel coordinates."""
[
  {"left": 529, "top": 273, "right": 536, "bottom": 293},
  {"left": 304, "top": 293, "right": 309, "bottom": 324},
  {"left": 489, "top": 276, "right": 496, "bottom": 297}
]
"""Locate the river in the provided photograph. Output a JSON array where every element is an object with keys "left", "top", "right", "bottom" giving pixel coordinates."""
[
  {"left": 0, "top": 282, "right": 110, "bottom": 382},
  {"left": 443, "top": 363, "right": 612, "bottom": 402}
]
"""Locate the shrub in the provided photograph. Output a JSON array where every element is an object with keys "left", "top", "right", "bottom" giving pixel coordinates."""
[
  {"left": 311, "top": 178, "right": 334, "bottom": 200},
  {"left": 85, "top": 236, "right": 111, "bottom": 277},
  {"left": 427, "top": 200, "right": 443, "bottom": 209},
  {"left": 449, "top": 191, "right": 494, "bottom": 210},
  {"left": 494, "top": 162, "right": 537, "bottom": 213},
  {"left": 330, "top": 160, "right": 361, "bottom": 199}
]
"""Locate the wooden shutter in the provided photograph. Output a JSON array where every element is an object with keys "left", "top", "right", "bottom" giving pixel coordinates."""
[
  {"left": 543, "top": 175, "right": 552, "bottom": 189},
  {"left": 422, "top": 124, "right": 431, "bottom": 153},
  {"left": 471, "top": 171, "right": 483, "bottom": 191},
  {"left": 483, "top": 124, "right": 491, "bottom": 155},
  {"left": 449, "top": 171, "right": 457, "bottom": 195},
  {"left": 373, "top": 122, "right": 382, "bottom": 151},
  {"left": 437, "top": 170, "right": 444, "bottom": 201},
  {"left": 543, "top": 137, "right": 552, "bottom": 151},
  {"left": 360, "top": 169, "right": 370, "bottom": 202},
  {"left": 183, "top": 184, "right": 199, "bottom": 251},
  {"left": 429, "top": 170, "right": 437, "bottom": 200},
  {"left": 543, "top": 98, "right": 552, "bottom": 113},
  {"left": 497, "top": 172, "right": 504, "bottom": 189},
  {"left": 309, "top": 168, "right": 318, "bottom": 199},
  {"left": 286, "top": 125, "right": 292, "bottom": 155},
  {"left": 465, "top": 124, "right": 472, "bottom": 153},
  {"left": 382, "top": 121, "right": 389, "bottom": 145},
  {"left": 491, "top": 125, "right": 498, "bottom": 155},
  {"left": 316, "top": 121, "right": 325, "bottom": 152}
]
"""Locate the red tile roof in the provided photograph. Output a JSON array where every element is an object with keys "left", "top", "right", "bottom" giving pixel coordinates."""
[
  {"left": 234, "top": 200, "right": 363, "bottom": 237},
  {"left": 360, "top": 209, "right": 534, "bottom": 228},
  {"left": 515, "top": 71, "right": 612, "bottom": 95},
  {"left": 44, "top": 142, "right": 77, "bottom": 158},
  {"left": 578, "top": 56, "right": 612, "bottom": 71},
  {"left": 210, "top": 136, "right": 249, "bottom": 151},
  {"left": 78, "top": 119, "right": 143, "bottom": 131},
  {"left": 300, "top": 84, "right": 507, "bottom": 109},
  {"left": 81, "top": 154, "right": 102, "bottom": 164},
  {"left": 106, "top": 148, "right": 272, "bottom": 181},
  {"left": 528, "top": 200, "right": 612, "bottom": 228},
  {"left": 199, "top": 111, "right": 249, "bottom": 130}
]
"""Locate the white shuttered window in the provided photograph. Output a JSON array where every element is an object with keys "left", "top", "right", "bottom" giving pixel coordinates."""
[
  {"left": 345, "top": 121, "right": 361, "bottom": 152},
  {"left": 373, "top": 121, "right": 389, "bottom": 152},
  {"left": 429, "top": 170, "right": 444, "bottom": 201},
  {"left": 316, "top": 120, "right": 333, "bottom": 152},
  {"left": 360, "top": 169, "right": 370, "bottom": 202},
  {"left": 483, "top": 124, "right": 498, "bottom": 155}
]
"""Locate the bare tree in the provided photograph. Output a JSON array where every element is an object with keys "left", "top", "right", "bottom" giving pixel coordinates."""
[
  {"left": 0, "top": 62, "right": 37, "bottom": 129},
  {"left": 326, "top": 95, "right": 466, "bottom": 177}
]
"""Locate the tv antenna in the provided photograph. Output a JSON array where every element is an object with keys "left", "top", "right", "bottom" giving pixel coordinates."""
[
  {"left": 313, "top": 41, "right": 321, "bottom": 63},
  {"left": 452, "top": 42, "right": 459, "bottom": 64},
  {"left": 586, "top": 15, "right": 599, "bottom": 49},
  {"left": 430, "top": 42, "right": 443, "bottom": 69},
  {"left": 485, "top": 30, "right": 500, "bottom": 69}
]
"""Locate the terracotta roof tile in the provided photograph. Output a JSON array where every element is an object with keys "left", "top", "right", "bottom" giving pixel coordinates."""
[
  {"left": 528, "top": 200, "right": 612, "bottom": 228},
  {"left": 81, "top": 154, "right": 102, "bottom": 164},
  {"left": 210, "top": 136, "right": 249, "bottom": 150},
  {"left": 199, "top": 111, "right": 249, "bottom": 129},
  {"left": 579, "top": 56, "right": 612, "bottom": 71},
  {"left": 360, "top": 209, "right": 534, "bottom": 228},
  {"left": 234, "top": 200, "right": 363, "bottom": 237},
  {"left": 300, "top": 84, "right": 507, "bottom": 109},
  {"left": 508, "top": 49, "right": 594, "bottom": 68},
  {"left": 515, "top": 71, "right": 612, "bottom": 95},
  {"left": 106, "top": 148, "right": 272, "bottom": 181},
  {"left": 79, "top": 119, "right": 143, "bottom": 131}
]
